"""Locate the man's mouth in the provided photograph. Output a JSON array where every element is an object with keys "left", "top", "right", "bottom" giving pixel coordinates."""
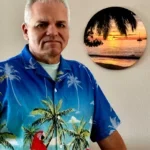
[{"left": 44, "top": 40, "right": 60, "bottom": 44}]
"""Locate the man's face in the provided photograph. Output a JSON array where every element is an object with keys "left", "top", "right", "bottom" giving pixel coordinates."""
[{"left": 22, "top": 1, "right": 69, "bottom": 63}]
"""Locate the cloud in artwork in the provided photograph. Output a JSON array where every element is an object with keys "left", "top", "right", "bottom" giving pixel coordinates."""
[
  {"left": 68, "top": 116, "right": 80, "bottom": 123},
  {"left": 8, "top": 139, "right": 19, "bottom": 146},
  {"left": 50, "top": 137, "right": 60, "bottom": 145},
  {"left": 29, "top": 114, "right": 35, "bottom": 118},
  {"left": 0, "top": 148, "right": 7, "bottom": 150},
  {"left": 89, "top": 118, "right": 93, "bottom": 124}
]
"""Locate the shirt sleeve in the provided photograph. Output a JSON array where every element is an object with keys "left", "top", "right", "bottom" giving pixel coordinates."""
[{"left": 87, "top": 69, "right": 121, "bottom": 142}]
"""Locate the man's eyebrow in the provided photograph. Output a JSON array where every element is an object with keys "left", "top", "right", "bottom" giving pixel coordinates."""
[
  {"left": 57, "top": 20, "right": 67, "bottom": 24},
  {"left": 34, "top": 21, "right": 49, "bottom": 26},
  {"left": 36, "top": 20, "right": 48, "bottom": 23}
]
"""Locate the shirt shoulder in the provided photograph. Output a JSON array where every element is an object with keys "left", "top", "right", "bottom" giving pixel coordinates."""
[
  {"left": 64, "top": 59, "right": 91, "bottom": 72},
  {"left": 0, "top": 53, "right": 22, "bottom": 66}
]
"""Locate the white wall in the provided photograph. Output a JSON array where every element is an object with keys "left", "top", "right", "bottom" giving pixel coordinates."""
[{"left": 0, "top": 0, "right": 150, "bottom": 149}]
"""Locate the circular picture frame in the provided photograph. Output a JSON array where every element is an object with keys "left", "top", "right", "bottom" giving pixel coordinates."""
[{"left": 84, "top": 6, "right": 147, "bottom": 70}]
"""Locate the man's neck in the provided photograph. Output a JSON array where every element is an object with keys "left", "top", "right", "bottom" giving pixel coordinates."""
[{"left": 31, "top": 52, "right": 60, "bottom": 64}]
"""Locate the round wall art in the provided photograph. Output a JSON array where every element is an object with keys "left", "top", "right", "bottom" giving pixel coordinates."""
[{"left": 84, "top": 7, "right": 147, "bottom": 70}]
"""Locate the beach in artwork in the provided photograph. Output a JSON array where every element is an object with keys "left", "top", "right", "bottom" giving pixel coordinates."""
[{"left": 87, "top": 39, "right": 146, "bottom": 69}]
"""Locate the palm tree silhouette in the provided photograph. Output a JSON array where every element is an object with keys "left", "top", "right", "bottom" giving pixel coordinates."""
[
  {"left": 64, "top": 119, "right": 90, "bottom": 150},
  {"left": 67, "top": 74, "right": 83, "bottom": 114},
  {"left": 84, "top": 7, "right": 137, "bottom": 46},
  {"left": 0, "top": 63, "right": 21, "bottom": 106},
  {"left": 84, "top": 32, "right": 104, "bottom": 47},
  {"left": 31, "top": 99, "right": 74, "bottom": 148},
  {"left": 22, "top": 126, "right": 39, "bottom": 148}
]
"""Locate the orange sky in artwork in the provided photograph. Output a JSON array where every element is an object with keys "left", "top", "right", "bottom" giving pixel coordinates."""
[{"left": 93, "top": 18, "right": 147, "bottom": 41}]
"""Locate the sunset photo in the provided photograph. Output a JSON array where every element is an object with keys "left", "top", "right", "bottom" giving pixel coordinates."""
[{"left": 84, "top": 7, "right": 147, "bottom": 70}]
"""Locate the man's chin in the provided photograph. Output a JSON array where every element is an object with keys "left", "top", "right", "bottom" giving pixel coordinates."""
[
  {"left": 42, "top": 50, "right": 62, "bottom": 57},
  {"left": 43, "top": 45, "right": 62, "bottom": 51},
  {"left": 43, "top": 42, "right": 61, "bottom": 48}
]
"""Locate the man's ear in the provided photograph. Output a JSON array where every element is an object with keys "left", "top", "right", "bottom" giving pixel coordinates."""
[{"left": 21, "top": 23, "right": 29, "bottom": 41}]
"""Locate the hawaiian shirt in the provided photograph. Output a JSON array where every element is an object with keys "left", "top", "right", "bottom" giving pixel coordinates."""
[{"left": 0, "top": 45, "right": 120, "bottom": 150}]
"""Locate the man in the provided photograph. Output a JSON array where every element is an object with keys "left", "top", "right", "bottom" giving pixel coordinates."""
[{"left": 0, "top": 0, "right": 126, "bottom": 149}]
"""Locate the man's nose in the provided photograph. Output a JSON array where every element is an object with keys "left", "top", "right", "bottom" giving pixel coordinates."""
[{"left": 46, "top": 24, "right": 58, "bottom": 36}]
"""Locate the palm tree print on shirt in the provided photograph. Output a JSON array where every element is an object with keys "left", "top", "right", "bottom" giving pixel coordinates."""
[
  {"left": 108, "top": 117, "right": 120, "bottom": 135},
  {"left": 67, "top": 74, "right": 83, "bottom": 114},
  {"left": 0, "top": 123, "right": 16, "bottom": 150},
  {"left": 22, "top": 126, "right": 39, "bottom": 148},
  {"left": 31, "top": 99, "right": 74, "bottom": 148},
  {"left": 25, "top": 58, "right": 36, "bottom": 69},
  {"left": 64, "top": 119, "right": 90, "bottom": 150},
  {"left": 84, "top": 7, "right": 137, "bottom": 47},
  {"left": 0, "top": 102, "right": 16, "bottom": 150},
  {"left": 0, "top": 63, "right": 21, "bottom": 106}
]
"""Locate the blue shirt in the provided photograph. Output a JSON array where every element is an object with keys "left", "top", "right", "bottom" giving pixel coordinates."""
[{"left": 0, "top": 45, "right": 120, "bottom": 150}]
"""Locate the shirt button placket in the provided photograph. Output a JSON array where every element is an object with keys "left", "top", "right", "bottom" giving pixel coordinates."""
[{"left": 54, "top": 82, "right": 58, "bottom": 150}]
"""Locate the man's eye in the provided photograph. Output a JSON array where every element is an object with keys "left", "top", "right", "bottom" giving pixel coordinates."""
[
  {"left": 36, "top": 23, "right": 48, "bottom": 28},
  {"left": 57, "top": 23, "right": 65, "bottom": 28}
]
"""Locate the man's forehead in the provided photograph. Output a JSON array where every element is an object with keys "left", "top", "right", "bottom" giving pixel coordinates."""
[
  {"left": 31, "top": 12, "right": 68, "bottom": 22},
  {"left": 35, "top": 18, "right": 67, "bottom": 23},
  {"left": 36, "top": 0, "right": 62, "bottom": 3}
]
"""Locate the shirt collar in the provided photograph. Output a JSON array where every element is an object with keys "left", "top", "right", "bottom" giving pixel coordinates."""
[
  {"left": 21, "top": 44, "right": 71, "bottom": 78},
  {"left": 21, "top": 44, "right": 37, "bottom": 70}
]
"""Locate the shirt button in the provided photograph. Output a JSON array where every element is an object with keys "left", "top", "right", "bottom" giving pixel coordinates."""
[{"left": 55, "top": 88, "right": 57, "bottom": 92}]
